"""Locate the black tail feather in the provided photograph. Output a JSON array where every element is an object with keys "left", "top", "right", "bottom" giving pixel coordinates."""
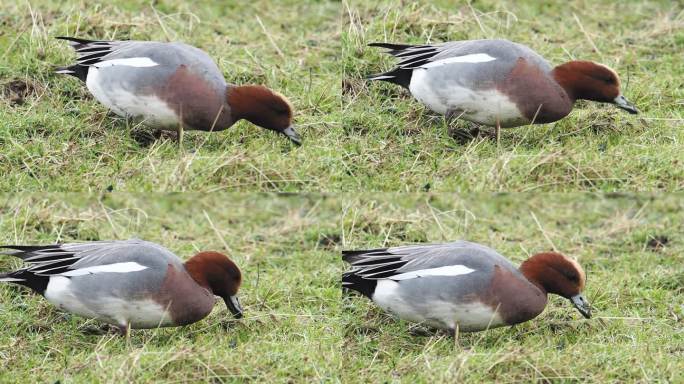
[
  {"left": 368, "top": 42, "right": 416, "bottom": 52},
  {"left": 55, "top": 36, "right": 104, "bottom": 81},
  {"left": 342, "top": 271, "right": 376, "bottom": 299},
  {"left": 342, "top": 248, "right": 389, "bottom": 263},
  {"left": 0, "top": 270, "right": 49, "bottom": 294},
  {"left": 367, "top": 43, "right": 420, "bottom": 89},
  {"left": 342, "top": 249, "right": 388, "bottom": 298},
  {"left": 366, "top": 68, "right": 412, "bottom": 89},
  {"left": 55, "top": 65, "right": 89, "bottom": 82},
  {"left": 55, "top": 36, "right": 102, "bottom": 50},
  {"left": 1, "top": 244, "right": 62, "bottom": 258}
]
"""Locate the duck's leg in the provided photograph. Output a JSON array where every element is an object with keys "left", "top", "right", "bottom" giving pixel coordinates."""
[
  {"left": 450, "top": 323, "right": 460, "bottom": 349},
  {"left": 80, "top": 323, "right": 112, "bottom": 335},
  {"left": 446, "top": 108, "right": 479, "bottom": 143},
  {"left": 496, "top": 117, "right": 501, "bottom": 147},
  {"left": 177, "top": 123, "right": 184, "bottom": 148},
  {"left": 177, "top": 106, "right": 185, "bottom": 148},
  {"left": 115, "top": 322, "right": 130, "bottom": 338}
]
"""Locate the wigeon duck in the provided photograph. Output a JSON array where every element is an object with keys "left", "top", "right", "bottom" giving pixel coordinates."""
[
  {"left": 368, "top": 39, "right": 638, "bottom": 139},
  {"left": 342, "top": 241, "right": 591, "bottom": 333},
  {"left": 0, "top": 239, "right": 243, "bottom": 334},
  {"left": 56, "top": 36, "right": 301, "bottom": 145}
]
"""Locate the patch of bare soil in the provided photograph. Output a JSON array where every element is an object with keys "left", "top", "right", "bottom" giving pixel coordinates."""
[{"left": 2, "top": 79, "right": 35, "bottom": 106}]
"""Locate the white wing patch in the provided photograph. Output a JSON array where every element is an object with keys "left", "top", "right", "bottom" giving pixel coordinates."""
[
  {"left": 93, "top": 57, "right": 159, "bottom": 68},
  {"left": 59, "top": 262, "right": 148, "bottom": 276},
  {"left": 390, "top": 265, "right": 475, "bottom": 280},
  {"left": 420, "top": 53, "right": 496, "bottom": 68}
]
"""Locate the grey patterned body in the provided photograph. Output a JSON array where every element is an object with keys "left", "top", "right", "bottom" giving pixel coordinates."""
[
  {"left": 344, "top": 241, "right": 547, "bottom": 331},
  {"left": 61, "top": 38, "right": 235, "bottom": 131},
  {"left": 371, "top": 39, "right": 573, "bottom": 126},
  {"left": 2, "top": 239, "right": 215, "bottom": 329}
]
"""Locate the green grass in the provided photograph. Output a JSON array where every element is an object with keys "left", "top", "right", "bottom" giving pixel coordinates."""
[
  {"left": 1, "top": 0, "right": 682, "bottom": 192},
  {"left": 0, "top": 194, "right": 342, "bottom": 382},
  {"left": 0, "top": 193, "right": 682, "bottom": 382},
  {"left": 0, "top": 0, "right": 340, "bottom": 191},
  {"left": 340, "top": 193, "right": 683, "bottom": 382},
  {"left": 343, "top": 0, "right": 683, "bottom": 191},
  {"left": 0, "top": 0, "right": 682, "bottom": 382}
]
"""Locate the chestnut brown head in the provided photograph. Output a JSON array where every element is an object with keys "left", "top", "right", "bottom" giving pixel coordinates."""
[
  {"left": 227, "top": 85, "right": 301, "bottom": 145},
  {"left": 520, "top": 252, "right": 591, "bottom": 319},
  {"left": 552, "top": 61, "right": 638, "bottom": 114},
  {"left": 185, "top": 251, "right": 243, "bottom": 318}
]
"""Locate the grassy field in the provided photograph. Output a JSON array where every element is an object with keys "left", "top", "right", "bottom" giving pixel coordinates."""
[
  {"left": 0, "top": 0, "right": 340, "bottom": 192},
  {"left": 0, "top": 194, "right": 342, "bottom": 382},
  {"left": 343, "top": 0, "right": 683, "bottom": 191},
  {"left": 341, "top": 193, "right": 683, "bottom": 382},
  {"left": 0, "top": 0, "right": 682, "bottom": 382},
  {"left": 0, "top": 0, "right": 682, "bottom": 192},
  {"left": 0, "top": 193, "right": 682, "bottom": 382}
]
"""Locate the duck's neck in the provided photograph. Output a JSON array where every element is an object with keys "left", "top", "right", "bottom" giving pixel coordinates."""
[
  {"left": 184, "top": 261, "right": 210, "bottom": 291},
  {"left": 551, "top": 65, "right": 580, "bottom": 102},
  {"left": 519, "top": 261, "right": 548, "bottom": 296}
]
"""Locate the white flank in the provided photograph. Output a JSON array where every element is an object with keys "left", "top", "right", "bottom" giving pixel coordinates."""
[
  {"left": 372, "top": 279, "right": 505, "bottom": 331},
  {"left": 45, "top": 276, "right": 99, "bottom": 318},
  {"left": 92, "top": 57, "right": 159, "bottom": 68},
  {"left": 409, "top": 69, "right": 527, "bottom": 126},
  {"left": 86, "top": 68, "right": 179, "bottom": 127},
  {"left": 45, "top": 276, "right": 173, "bottom": 328},
  {"left": 390, "top": 265, "right": 475, "bottom": 280},
  {"left": 419, "top": 53, "right": 496, "bottom": 68},
  {"left": 59, "top": 262, "right": 148, "bottom": 277}
]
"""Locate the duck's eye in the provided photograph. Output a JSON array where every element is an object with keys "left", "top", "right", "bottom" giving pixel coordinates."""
[
  {"left": 597, "top": 76, "right": 615, "bottom": 85},
  {"left": 271, "top": 105, "right": 290, "bottom": 115}
]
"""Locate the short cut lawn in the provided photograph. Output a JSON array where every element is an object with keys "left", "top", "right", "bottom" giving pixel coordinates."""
[
  {"left": 342, "top": 0, "right": 683, "bottom": 191},
  {"left": 0, "top": 0, "right": 340, "bottom": 191},
  {"left": 0, "top": 193, "right": 681, "bottom": 382}
]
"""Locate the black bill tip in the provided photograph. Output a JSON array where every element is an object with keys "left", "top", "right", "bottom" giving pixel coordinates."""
[
  {"left": 224, "top": 295, "right": 243, "bottom": 319},
  {"left": 571, "top": 294, "right": 592, "bottom": 319},
  {"left": 281, "top": 125, "right": 302, "bottom": 146},
  {"left": 614, "top": 94, "right": 639, "bottom": 115}
]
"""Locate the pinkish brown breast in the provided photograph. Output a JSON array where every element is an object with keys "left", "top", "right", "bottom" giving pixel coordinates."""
[
  {"left": 499, "top": 58, "right": 573, "bottom": 124},
  {"left": 154, "top": 264, "right": 216, "bottom": 326},
  {"left": 484, "top": 265, "right": 548, "bottom": 326},
  {"left": 160, "top": 65, "right": 234, "bottom": 131}
]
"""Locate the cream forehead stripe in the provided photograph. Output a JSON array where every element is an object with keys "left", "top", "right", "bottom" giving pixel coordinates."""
[
  {"left": 594, "top": 62, "right": 620, "bottom": 87},
  {"left": 564, "top": 256, "right": 586, "bottom": 289},
  {"left": 271, "top": 89, "right": 294, "bottom": 110},
  {"left": 93, "top": 57, "right": 160, "bottom": 68},
  {"left": 390, "top": 265, "right": 475, "bottom": 280},
  {"left": 420, "top": 53, "right": 496, "bottom": 69}
]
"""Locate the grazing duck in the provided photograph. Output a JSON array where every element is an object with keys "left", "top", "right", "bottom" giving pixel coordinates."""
[
  {"left": 342, "top": 241, "right": 591, "bottom": 333},
  {"left": 56, "top": 36, "right": 301, "bottom": 145},
  {"left": 0, "top": 239, "right": 243, "bottom": 334},
  {"left": 368, "top": 39, "right": 638, "bottom": 140}
]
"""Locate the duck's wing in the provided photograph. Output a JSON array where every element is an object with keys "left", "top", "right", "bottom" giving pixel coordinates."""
[
  {"left": 343, "top": 240, "right": 515, "bottom": 280},
  {"left": 0, "top": 239, "right": 178, "bottom": 278},
  {"left": 55, "top": 37, "right": 129, "bottom": 81}
]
